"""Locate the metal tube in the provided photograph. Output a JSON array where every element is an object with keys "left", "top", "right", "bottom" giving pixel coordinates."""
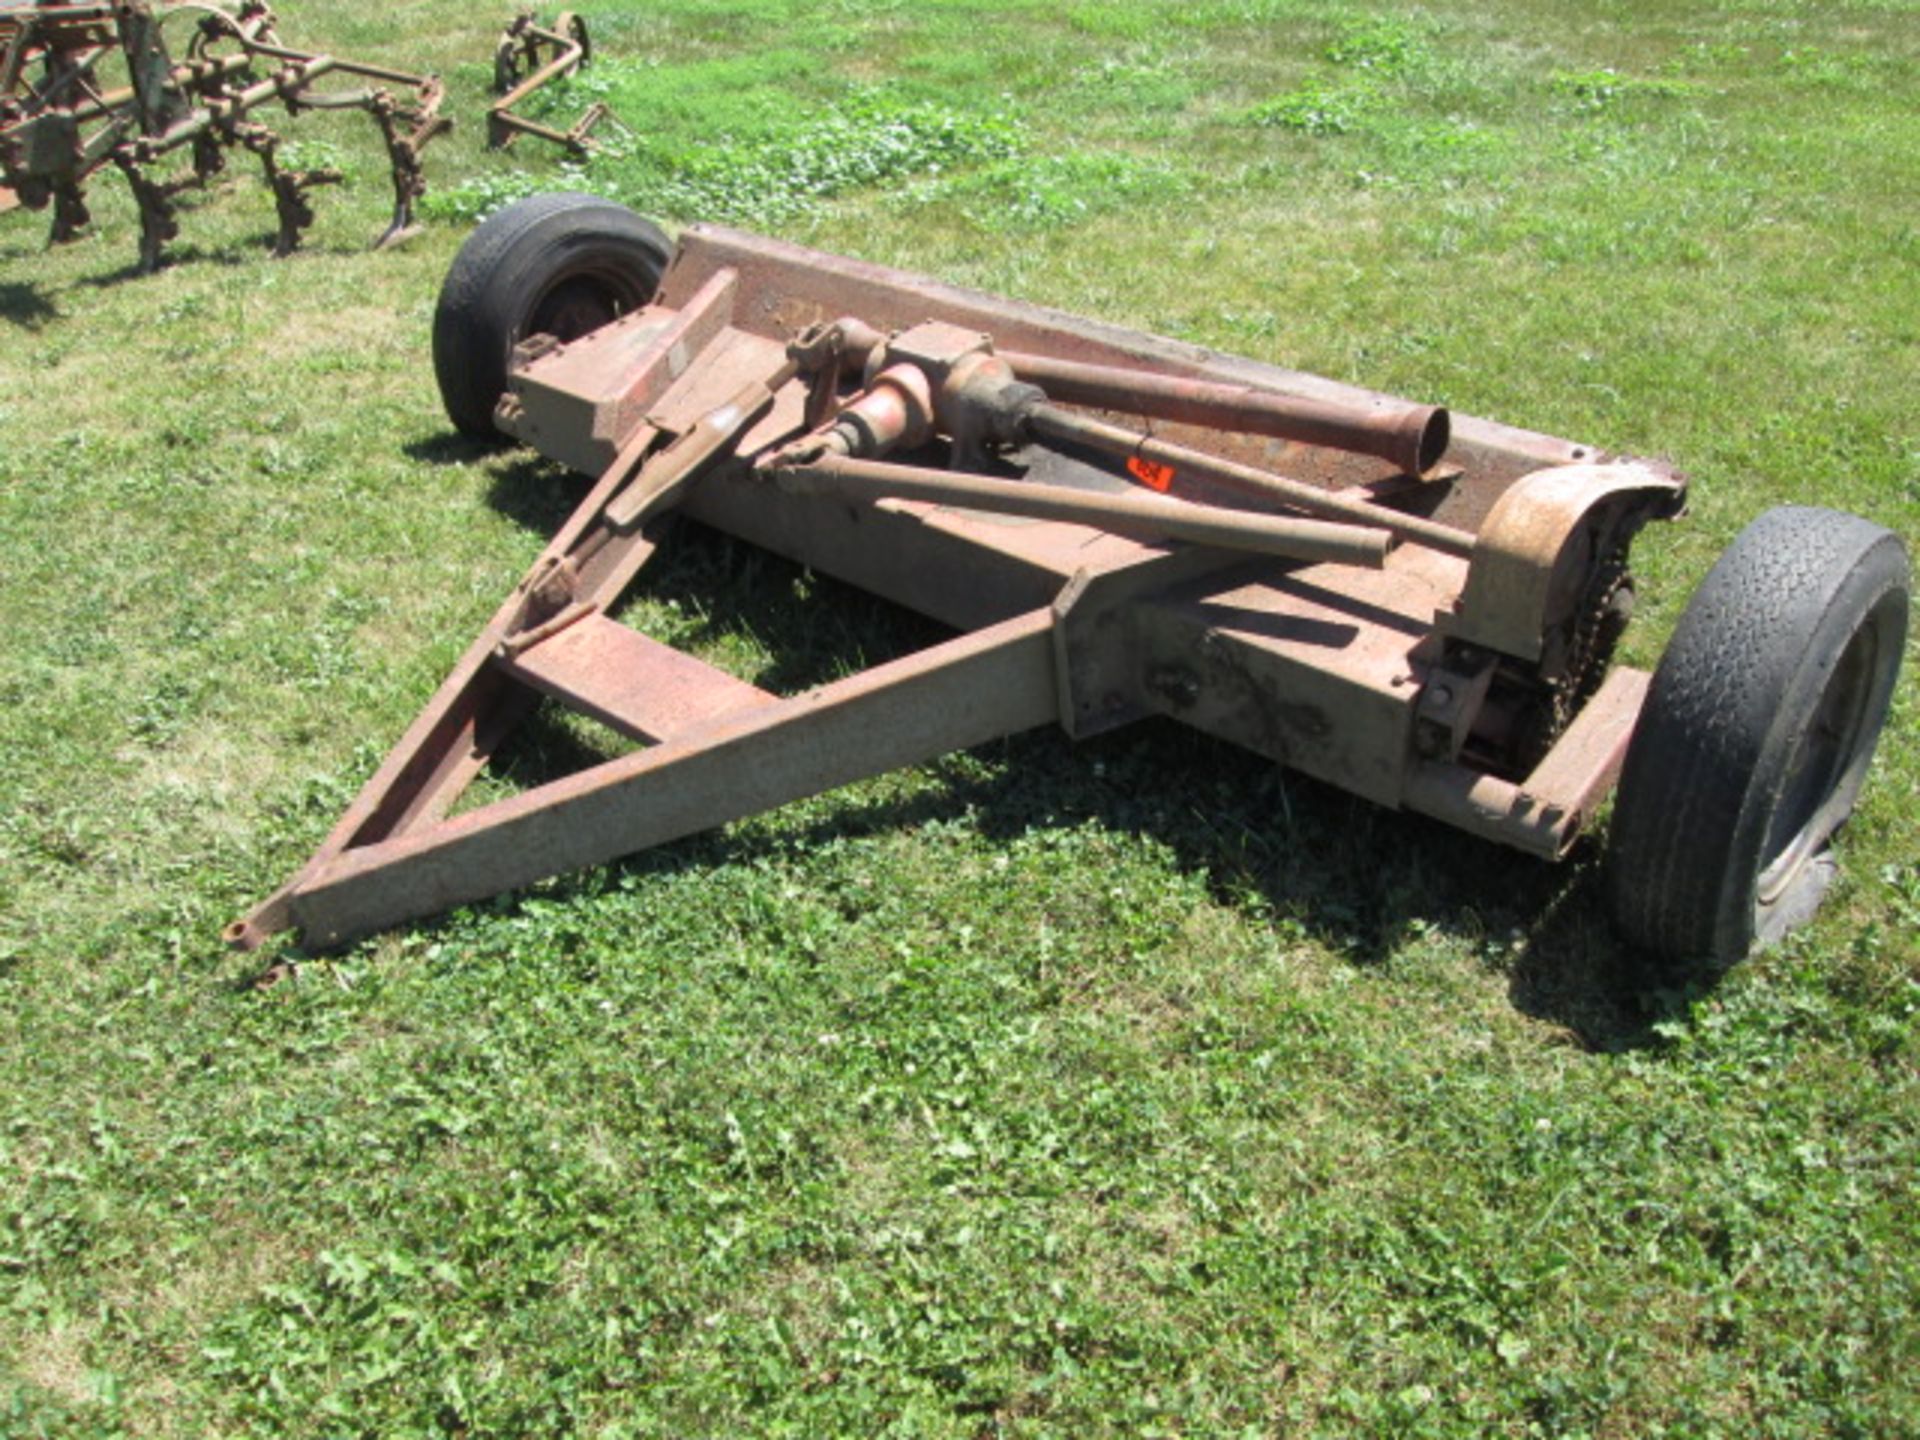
[
  {"left": 132, "top": 54, "right": 334, "bottom": 156},
  {"left": 234, "top": 35, "right": 429, "bottom": 88},
  {"left": 772, "top": 456, "right": 1392, "bottom": 569},
  {"left": 200, "top": 53, "right": 333, "bottom": 117},
  {"left": 1025, "top": 403, "right": 1477, "bottom": 558},
  {"left": 494, "top": 38, "right": 583, "bottom": 112},
  {"left": 60, "top": 48, "right": 263, "bottom": 124},
  {"left": 1002, "top": 349, "right": 1449, "bottom": 476},
  {"left": 490, "top": 110, "right": 577, "bottom": 148}
]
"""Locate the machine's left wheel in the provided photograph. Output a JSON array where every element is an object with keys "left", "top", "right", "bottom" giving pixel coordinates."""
[
  {"left": 491, "top": 34, "right": 522, "bottom": 95},
  {"left": 431, "top": 192, "right": 671, "bottom": 440}
]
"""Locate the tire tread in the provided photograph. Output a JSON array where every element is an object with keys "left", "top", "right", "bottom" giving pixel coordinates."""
[
  {"left": 1609, "top": 506, "right": 1907, "bottom": 963},
  {"left": 431, "top": 193, "right": 670, "bottom": 438}
]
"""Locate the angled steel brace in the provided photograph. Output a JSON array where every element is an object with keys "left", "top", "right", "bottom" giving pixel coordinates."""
[
  {"left": 227, "top": 442, "right": 1062, "bottom": 951},
  {"left": 228, "top": 276, "right": 1068, "bottom": 953},
  {"left": 271, "top": 608, "right": 1058, "bottom": 950}
]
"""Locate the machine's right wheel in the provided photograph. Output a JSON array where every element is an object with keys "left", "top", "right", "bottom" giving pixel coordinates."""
[
  {"left": 431, "top": 192, "right": 671, "bottom": 439},
  {"left": 1607, "top": 506, "right": 1908, "bottom": 972}
]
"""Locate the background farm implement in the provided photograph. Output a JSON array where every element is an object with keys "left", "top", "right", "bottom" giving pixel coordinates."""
[
  {"left": 488, "top": 9, "right": 618, "bottom": 158},
  {"left": 0, "top": 0, "right": 448, "bottom": 269}
]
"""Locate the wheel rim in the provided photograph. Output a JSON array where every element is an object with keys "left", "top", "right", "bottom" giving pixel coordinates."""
[
  {"left": 1754, "top": 612, "right": 1885, "bottom": 907},
  {"left": 523, "top": 267, "right": 648, "bottom": 350}
]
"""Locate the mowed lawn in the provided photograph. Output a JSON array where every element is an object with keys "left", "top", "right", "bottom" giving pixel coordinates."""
[{"left": 2, "top": 0, "right": 1916, "bottom": 1434}]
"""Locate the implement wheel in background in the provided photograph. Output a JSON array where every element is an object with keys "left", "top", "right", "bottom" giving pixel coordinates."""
[
  {"left": 432, "top": 192, "right": 671, "bottom": 439},
  {"left": 1608, "top": 505, "right": 1909, "bottom": 970}
]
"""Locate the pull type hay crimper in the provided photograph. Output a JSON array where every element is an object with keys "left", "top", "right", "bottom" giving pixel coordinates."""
[
  {"left": 229, "top": 194, "right": 1910, "bottom": 971},
  {"left": 0, "top": 0, "right": 448, "bottom": 269}
]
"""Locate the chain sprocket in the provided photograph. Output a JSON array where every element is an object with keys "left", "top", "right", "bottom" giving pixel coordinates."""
[{"left": 1550, "top": 543, "right": 1634, "bottom": 739}]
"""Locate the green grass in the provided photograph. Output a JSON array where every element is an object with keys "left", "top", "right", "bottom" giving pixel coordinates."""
[{"left": 2, "top": 0, "right": 1917, "bottom": 1434}]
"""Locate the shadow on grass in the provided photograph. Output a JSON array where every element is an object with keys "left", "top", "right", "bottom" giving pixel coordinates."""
[
  {"left": 415, "top": 518, "right": 1693, "bottom": 1050},
  {"left": 76, "top": 239, "right": 255, "bottom": 289},
  {"left": 0, "top": 279, "right": 58, "bottom": 329},
  {"left": 405, "top": 430, "right": 505, "bottom": 468},
  {"left": 478, "top": 716, "right": 1688, "bottom": 1050},
  {"left": 485, "top": 700, "right": 642, "bottom": 795},
  {"left": 1500, "top": 864, "right": 1692, "bottom": 1050},
  {"left": 483, "top": 452, "right": 588, "bottom": 535}
]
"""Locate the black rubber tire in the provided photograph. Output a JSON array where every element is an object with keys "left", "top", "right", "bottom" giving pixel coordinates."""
[
  {"left": 1608, "top": 505, "right": 1909, "bottom": 969},
  {"left": 431, "top": 193, "right": 671, "bottom": 439}
]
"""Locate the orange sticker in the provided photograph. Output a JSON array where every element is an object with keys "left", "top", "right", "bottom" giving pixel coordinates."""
[{"left": 1127, "top": 456, "right": 1176, "bottom": 492}]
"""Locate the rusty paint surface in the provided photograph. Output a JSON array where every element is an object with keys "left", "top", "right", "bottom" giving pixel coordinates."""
[
  {"left": 1000, "top": 350, "right": 1450, "bottom": 478},
  {"left": 1446, "top": 463, "right": 1685, "bottom": 666},
  {"left": 287, "top": 611, "right": 1062, "bottom": 949},
  {"left": 232, "top": 223, "right": 1674, "bottom": 950},
  {"left": 500, "top": 613, "right": 778, "bottom": 743}
]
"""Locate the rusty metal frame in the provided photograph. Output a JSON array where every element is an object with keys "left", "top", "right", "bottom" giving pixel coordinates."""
[
  {"left": 487, "top": 10, "right": 615, "bottom": 158},
  {"left": 0, "top": 0, "right": 450, "bottom": 269},
  {"left": 231, "top": 225, "right": 1686, "bottom": 953}
]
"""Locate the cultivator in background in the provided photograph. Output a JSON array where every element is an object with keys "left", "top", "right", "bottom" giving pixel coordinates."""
[
  {"left": 489, "top": 10, "right": 615, "bottom": 158},
  {"left": 0, "top": 0, "right": 448, "bottom": 269},
  {"left": 231, "top": 195, "right": 1909, "bottom": 976}
]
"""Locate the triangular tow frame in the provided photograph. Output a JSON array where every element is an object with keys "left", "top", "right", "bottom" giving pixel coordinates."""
[
  {"left": 225, "top": 260, "right": 1085, "bottom": 951},
  {"left": 224, "top": 407, "right": 1069, "bottom": 951}
]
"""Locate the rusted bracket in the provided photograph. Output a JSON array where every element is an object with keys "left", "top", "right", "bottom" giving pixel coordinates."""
[
  {"left": 372, "top": 78, "right": 452, "bottom": 248},
  {"left": 229, "top": 118, "right": 340, "bottom": 257}
]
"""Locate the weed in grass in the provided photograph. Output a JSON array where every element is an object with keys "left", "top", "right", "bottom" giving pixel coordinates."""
[
  {"left": 928, "top": 150, "right": 1190, "bottom": 233},
  {"left": 1065, "top": 7, "right": 1158, "bottom": 42},
  {"left": 1247, "top": 80, "right": 1385, "bottom": 136},
  {"left": 271, "top": 138, "right": 356, "bottom": 186},
  {"left": 1325, "top": 15, "right": 1433, "bottom": 76},
  {"left": 1546, "top": 67, "right": 1699, "bottom": 115},
  {"left": 1061, "top": 47, "right": 1199, "bottom": 123},
  {"left": 430, "top": 86, "right": 1023, "bottom": 226},
  {"left": 1774, "top": 46, "right": 1876, "bottom": 90},
  {"left": 1238, "top": 22, "right": 1516, "bottom": 193},
  {"left": 1350, "top": 116, "right": 1514, "bottom": 191}
]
